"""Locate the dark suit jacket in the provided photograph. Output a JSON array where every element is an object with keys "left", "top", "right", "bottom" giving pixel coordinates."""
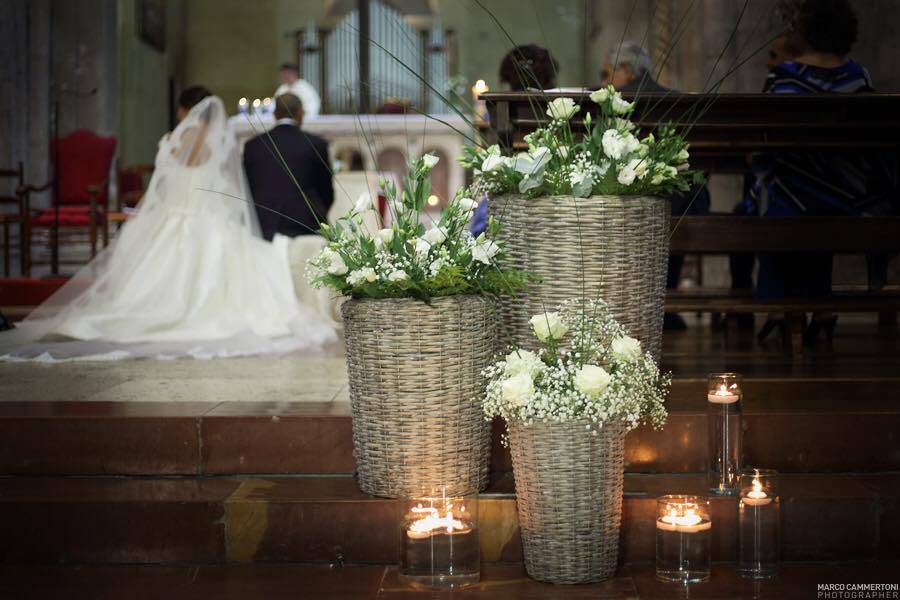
[{"left": 243, "top": 123, "right": 333, "bottom": 240}]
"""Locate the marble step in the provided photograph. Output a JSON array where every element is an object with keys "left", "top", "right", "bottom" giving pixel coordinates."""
[
  {"left": 1, "top": 473, "right": 897, "bottom": 565},
  {"left": 5, "top": 562, "right": 900, "bottom": 600},
  {"left": 2, "top": 379, "right": 900, "bottom": 475}
]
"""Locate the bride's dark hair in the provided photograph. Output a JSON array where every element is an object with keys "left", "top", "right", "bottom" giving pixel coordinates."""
[{"left": 178, "top": 86, "right": 212, "bottom": 111}]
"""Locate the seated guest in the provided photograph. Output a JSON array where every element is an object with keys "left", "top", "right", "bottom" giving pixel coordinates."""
[
  {"left": 602, "top": 41, "right": 711, "bottom": 330},
  {"left": 749, "top": 0, "right": 874, "bottom": 342},
  {"left": 471, "top": 45, "right": 559, "bottom": 236},
  {"left": 243, "top": 93, "right": 333, "bottom": 240}
]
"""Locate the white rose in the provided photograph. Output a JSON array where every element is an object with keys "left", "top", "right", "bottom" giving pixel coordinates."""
[
  {"left": 421, "top": 153, "right": 439, "bottom": 171},
  {"left": 546, "top": 97, "right": 579, "bottom": 121},
  {"left": 387, "top": 269, "right": 408, "bottom": 282},
  {"left": 423, "top": 227, "right": 447, "bottom": 246},
  {"left": 471, "top": 239, "right": 500, "bottom": 265},
  {"left": 501, "top": 372, "right": 534, "bottom": 407},
  {"left": 354, "top": 193, "right": 372, "bottom": 213},
  {"left": 481, "top": 154, "right": 506, "bottom": 172},
  {"left": 574, "top": 364, "right": 612, "bottom": 398},
  {"left": 322, "top": 248, "right": 348, "bottom": 276},
  {"left": 589, "top": 87, "right": 610, "bottom": 104},
  {"left": 374, "top": 228, "right": 394, "bottom": 249},
  {"left": 504, "top": 349, "right": 543, "bottom": 378},
  {"left": 611, "top": 335, "right": 642, "bottom": 362},
  {"left": 529, "top": 311, "right": 569, "bottom": 342}
]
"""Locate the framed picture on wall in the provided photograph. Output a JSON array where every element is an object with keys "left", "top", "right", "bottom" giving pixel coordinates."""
[{"left": 138, "top": 0, "right": 166, "bottom": 52}]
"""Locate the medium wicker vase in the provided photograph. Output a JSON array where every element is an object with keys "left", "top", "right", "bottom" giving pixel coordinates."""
[
  {"left": 508, "top": 420, "right": 627, "bottom": 584},
  {"left": 341, "top": 295, "right": 495, "bottom": 498},
  {"left": 494, "top": 194, "right": 670, "bottom": 361}
]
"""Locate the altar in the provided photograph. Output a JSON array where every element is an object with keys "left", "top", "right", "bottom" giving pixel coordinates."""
[{"left": 228, "top": 113, "right": 471, "bottom": 205}]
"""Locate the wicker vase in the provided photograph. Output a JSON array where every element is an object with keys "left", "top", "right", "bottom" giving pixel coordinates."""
[
  {"left": 508, "top": 420, "right": 627, "bottom": 584},
  {"left": 494, "top": 194, "right": 670, "bottom": 361},
  {"left": 341, "top": 295, "right": 495, "bottom": 498}
]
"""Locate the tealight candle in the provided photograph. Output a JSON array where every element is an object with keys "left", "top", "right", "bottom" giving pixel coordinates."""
[
  {"left": 707, "top": 372, "right": 743, "bottom": 495},
  {"left": 400, "top": 491, "right": 479, "bottom": 589},
  {"left": 742, "top": 477, "right": 773, "bottom": 507},
  {"left": 655, "top": 496, "right": 711, "bottom": 583},
  {"left": 739, "top": 469, "right": 780, "bottom": 579}
]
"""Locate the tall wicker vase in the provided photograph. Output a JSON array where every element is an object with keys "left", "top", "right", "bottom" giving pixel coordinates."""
[
  {"left": 508, "top": 420, "right": 627, "bottom": 584},
  {"left": 494, "top": 194, "right": 670, "bottom": 361},
  {"left": 341, "top": 295, "right": 495, "bottom": 498}
]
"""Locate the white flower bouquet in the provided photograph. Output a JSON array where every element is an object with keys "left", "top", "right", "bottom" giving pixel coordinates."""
[
  {"left": 483, "top": 299, "right": 669, "bottom": 433},
  {"left": 461, "top": 86, "right": 702, "bottom": 199},
  {"left": 308, "top": 153, "right": 527, "bottom": 301}
]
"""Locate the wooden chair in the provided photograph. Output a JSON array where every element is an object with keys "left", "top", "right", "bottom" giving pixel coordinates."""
[
  {"left": 25, "top": 129, "right": 117, "bottom": 268},
  {"left": 0, "top": 162, "right": 27, "bottom": 276},
  {"left": 106, "top": 163, "right": 154, "bottom": 236}
]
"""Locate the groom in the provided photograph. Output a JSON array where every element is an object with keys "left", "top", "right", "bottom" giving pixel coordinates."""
[{"left": 243, "top": 93, "right": 333, "bottom": 240}]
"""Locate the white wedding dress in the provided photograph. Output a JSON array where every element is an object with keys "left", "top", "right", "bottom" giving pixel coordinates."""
[{"left": 0, "top": 97, "right": 336, "bottom": 361}]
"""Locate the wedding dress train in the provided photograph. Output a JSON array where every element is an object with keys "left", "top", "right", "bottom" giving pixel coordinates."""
[{"left": 0, "top": 96, "right": 336, "bottom": 361}]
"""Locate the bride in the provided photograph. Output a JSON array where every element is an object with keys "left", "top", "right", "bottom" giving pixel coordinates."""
[{"left": 0, "top": 89, "right": 336, "bottom": 361}]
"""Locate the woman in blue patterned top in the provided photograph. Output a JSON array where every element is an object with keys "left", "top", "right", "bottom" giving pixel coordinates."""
[{"left": 748, "top": 0, "right": 890, "bottom": 343}]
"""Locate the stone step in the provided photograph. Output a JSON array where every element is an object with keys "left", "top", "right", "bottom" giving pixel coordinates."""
[
  {"left": 4, "top": 562, "right": 900, "bottom": 600},
  {"left": 2, "top": 379, "right": 900, "bottom": 476},
  {"left": 1, "top": 473, "right": 897, "bottom": 565}
]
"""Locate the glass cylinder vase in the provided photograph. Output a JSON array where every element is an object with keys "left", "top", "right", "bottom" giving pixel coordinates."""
[
  {"left": 399, "top": 489, "right": 480, "bottom": 589},
  {"left": 739, "top": 469, "right": 780, "bottom": 579},
  {"left": 707, "top": 372, "right": 743, "bottom": 495},
  {"left": 655, "top": 495, "right": 712, "bottom": 584}
]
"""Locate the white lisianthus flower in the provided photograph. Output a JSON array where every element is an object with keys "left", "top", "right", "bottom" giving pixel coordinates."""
[
  {"left": 529, "top": 311, "right": 569, "bottom": 342},
  {"left": 347, "top": 267, "right": 377, "bottom": 286},
  {"left": 617, "top": 164, "right": 637, "bottom": 186},
  {"left": 387, "top": 269, "right": 408, "bottom": 282},
  {"left": 354, "top": 193, "right": 372, "bottom": 213},
  {"left": 627, "top": 157, "right": 649, "bottom": 179},
  {"left": 574, "top": 364, "right": 612, "bottom": 398},
  {"left": 611, "top": 335, "right": 642, "bottom": 362},
  {"left": 374, "top": 228, "right": 394, "bottom": 249},
  {"left": 611, "top": 95, "right": 634, "bottom": 115},
  {"left": 421, "top": 153, "right": 440, "bottom": 171},
  {"left": 456, "top": 197, "right": 479, "bottom": 215},
  {"left": 676, "top": 162, "right": 690, "bottom": 171},
  {"left": 601, "top": 129, "right": 639, "bottom": 160},
  {"left": 676, "top": 147, "right": 690, "bottom": 162},
  {"left": 504, "top": 349, "right": 543, "bottom": 378},
  {"left": 556, "top": 145, "right": 569, "bottom": 159},
  {"left": 546, "top": 97, "right": 579, "bottom": 121},
  {"left": 414, "top": 238, "right": 431, "bottom": 258},
  {"left": 423, "top": 226, "right": 447, "bottom": 246},
  {"left": 595, "top": 160, "right": 611, "bottom": 178},
  {"left": 472, "top": 239, "right": 500, "bottom": 265},
  {"left": 569, "top": 166, "right": 594, "bottom": 197},
  {"left": 481, "top": 154, "right": 506, "bottom": 172},
  {"left": 501, "top": 372, "right": 534, "bottom": 407},
  {"left": 321, "top": 247, "right": 348, "bottom": 276},
  {"left": 589, "top": 87, "right": 610, "bottom": 104},
  {"left": 614, "top": 117, "right": 636, "bottom": 131}
]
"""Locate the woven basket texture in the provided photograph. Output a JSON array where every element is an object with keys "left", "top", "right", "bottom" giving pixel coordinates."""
[
  {"left": 341, "top": 295, "right": 496, "bottom": 498},
  {"left": 508, "top": 420, "right": 627, "bottom": 584},
  {"left": 494, "top": 194, "right": 669, "bottom": 361}
]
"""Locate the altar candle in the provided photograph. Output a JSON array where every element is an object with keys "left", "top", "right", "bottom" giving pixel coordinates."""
[
  {"left": 262, "top": 97, "right": 272, "bottom": 114},
  {"left": 238, "top": 97, "right": 248, "bottom": 114},
  {"left": 252, "top": 98, "right": 261, "bottom": 114}
]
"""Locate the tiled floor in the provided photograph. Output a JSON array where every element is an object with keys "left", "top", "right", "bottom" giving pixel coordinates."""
[{"left": 2, "top": 562, "right": 898, "bottom": 599}]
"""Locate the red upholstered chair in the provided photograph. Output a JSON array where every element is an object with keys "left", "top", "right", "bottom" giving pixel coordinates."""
[{"left": 25, "top": 129, "right": 117, "bottom": 267}]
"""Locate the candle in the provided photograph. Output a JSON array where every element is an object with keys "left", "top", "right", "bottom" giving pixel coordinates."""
[
  {"left": 238, "top": 97, "right": 248, "bottom": 114},
  {"left": 471, "top": 79, "right": 489, "bottom": 100},
  {"left": 400, "top": 494, "right": 480, "bottom": 587},
  {"left": 262, "top": 97, "right": 272, "bottom": 114},
  {"left": 655, "top": 495, "right": 712, "bottom": 583},
  {"left": 742, "top": 477, "right": 773, "bottom": 506},
  {"left": 252, "top": 98, "right": 261, "bottom": 114},
  {"left": 406, "top": 503, "right": 470, "bottom": 539},
  {"left": 707, "top": 383, "right": 739, "bottom": 404},
  {"left": 656, "top": 507, "right": 712, "bottom": 533}
]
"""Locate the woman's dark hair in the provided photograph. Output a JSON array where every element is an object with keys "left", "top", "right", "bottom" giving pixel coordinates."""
[
  {"left": 178, "top": 86, "right": 212, "bottom": 110},
  {"left": 793, "top": 0, "right": 858, "bottom": 55},
  {"left": 499, "top": 44, "right": 558, "bottom": 91}
]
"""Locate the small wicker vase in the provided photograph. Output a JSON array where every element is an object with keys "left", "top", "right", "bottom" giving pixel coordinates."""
[
  {"left": 494, "top": 194, "right": 669, "bottom": 361},
  {"left": 341, "top": 295, "right": 495, "bottom": 498},
  {"left": 508, "top": 420, "right": 627, "bottom": 584}
]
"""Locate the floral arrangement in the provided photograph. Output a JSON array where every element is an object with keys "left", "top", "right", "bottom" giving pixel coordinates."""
[
  {"left": 483, "top": 299, "right": 669, "bottom": 434},
  {"left": 308, "top": 154, "right": 527, "bottom": 302},
  {"left": 460, "top": 85, "right": 703, "bottom": 199}
]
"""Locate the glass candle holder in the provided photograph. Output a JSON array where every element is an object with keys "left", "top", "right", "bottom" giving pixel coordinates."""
[
  {"left": 655, "top": 495, "right": 712, "bottom": 584},
  {"left": 707, "top": 372, "right": 743, "bottom": 496},
  {"left": 739, "top": 469, "right": 780, "bottom": 579},
  {"left": 399, "top": 490, "right": 479, "bottom": 589}
]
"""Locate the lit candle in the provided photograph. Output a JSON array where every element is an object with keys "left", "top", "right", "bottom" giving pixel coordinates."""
[
  {"left": 252, "top": 98, "right": 261, "bottom": 114},
  {"left": 262, "top": 97, "right": 272, "bottom": 113},
  {"left": 707, "top": 383, "right": 739, "bottom": 404},
  {"left": 742, "top": 478, "right": 772, "bottom": 506},
  {"left": 238, "top": 97, "right": 248, "bottom": 114},
  {"left": 406, "top": 502, "right": 471, "bottom": 539},
  {"left": 656, "top": 506, "right": 712, "bottom": 533},
  {"left": 471, "top": 79, "right": 489, "bottom": 101}
]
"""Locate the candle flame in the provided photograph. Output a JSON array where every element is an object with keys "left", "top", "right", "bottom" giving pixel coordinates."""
[{"left": 472, "top": 79, "right": 489, "bottom": 95}]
